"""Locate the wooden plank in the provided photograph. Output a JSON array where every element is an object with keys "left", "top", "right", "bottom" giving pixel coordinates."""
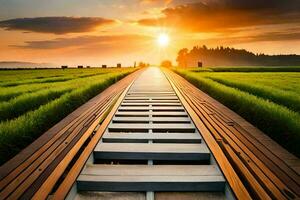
[
  {"left": 122, "top": 102, "right": 181, "bottom": 106},
  {"left": 127, "top": 92, "right": 175, "bottom": 94},
  {"left": 77, "top": 175, "right": 225, "bottom": 191},
  {"left": 94, "top": 143, "right": 210, "bottom": 161},
  {"left": 115, "top": 111, "right": 188, "bottom": 117},
  {"left": 233, "top": 123, "right": 300, "bottom": 193},
  {"left": 183, "top": 92, "right": 271, "bottom": 199},
  {"left": 77, "top": 165, "right": 225, "bottom": 192},
  {"left": 123, "top": 100, "right": 180, "bottom": 103},
  {"left": 112, "top": 117, "right": 191, "bottom": 123},
  {"left": 102, "top": 133, "right": 201, "bottom": 143},
  {"left": 95, "top": 143, "right": 208, "bottom": 153},
  {"left": 80, "top": 165, "right": 222, "bottom": 176},
  {"left": 108, "top": 123, "right": 195, "bottom": 130},
  {"left": 209, "top": 112, "right": 288, "bottom": 199},
  {"left": 211, "top": 113, "right": 297, "bottom": 198}
]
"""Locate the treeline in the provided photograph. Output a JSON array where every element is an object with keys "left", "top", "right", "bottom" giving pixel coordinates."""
[{"left": 176, "top": 45, "right": 300, "bottom": 67}]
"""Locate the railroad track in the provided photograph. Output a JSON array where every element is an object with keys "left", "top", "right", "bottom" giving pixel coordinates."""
[{"left": 0, "top": 67, "right": 299, "bottom": 200}]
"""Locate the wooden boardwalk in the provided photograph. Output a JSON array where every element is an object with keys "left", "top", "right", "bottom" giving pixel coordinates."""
[
  {"left": 76, "top": 67, "right": 228, "bottom": 199},
  {"left": 0, "top": 67, "right": 299, "bottom": 200}
]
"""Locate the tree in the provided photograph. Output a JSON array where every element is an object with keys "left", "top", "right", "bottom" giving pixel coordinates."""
[
  {"left": 160, "top": 60, "right": 172, "bottom": 68},
  {"left": 138, "top": 62, "right": 146, "bottom": 67},
  {"left": 176, "top": 48, "right": 189, "bottom": 67},
  {"left": 176, "top": 45, "right": 300, "bottom": 66}
]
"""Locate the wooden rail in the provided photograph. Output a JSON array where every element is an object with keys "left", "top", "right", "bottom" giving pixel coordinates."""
[
  {"left": 163, "top": 68, "right": 300, "bottom": 200},
  {"left": 0, "top": 69, "right": 143, "bottom": 199}
]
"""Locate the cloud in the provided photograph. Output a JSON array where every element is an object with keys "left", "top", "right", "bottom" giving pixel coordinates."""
[
  {"left": 210, "top": 31, "right": 300, "bottom": 45},
  {"left": 248, "top": 32, "right": 300, "bottom": 42},
  {"left": 13, "top": 34, "right": 152, "bottom": 49},
  {"left": 0, "top": 17, "right": 116, "bottom": 34},
  {"left": 138, "top": 0, "right": 300, "bottom": 32}
]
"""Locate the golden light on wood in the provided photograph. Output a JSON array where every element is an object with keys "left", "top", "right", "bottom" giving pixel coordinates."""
[{"left": 157, "top": 33, "right": 169, "bottom": 47}]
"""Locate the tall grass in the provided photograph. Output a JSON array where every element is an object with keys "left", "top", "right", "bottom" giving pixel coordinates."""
[
  {"left": 0, "top": 68, "right": 124, "bottom": 82},
  {"left": 175, "top": 70, "right": 300, "bottom": 157},
  {"left": 0, "top": 72, "right": 130, "bottom": 121},
  {"left": 0, "top": 85, "right": 48, "bottom": 102},
  {"left": 0, "top": 68, "right": 112, "bottom": 86},
  {"left": 202, "top": 72, "right": 300, "bottom": 93},
  {"left": 0, "top": 88, "right": 71, "bottom": 122},
  {"left": 206, "top": 77, "right": 300, "bottom": 113},
  {"left": 0, "top": 71, "right": 118, "bottom": 102},
  {"left": 0, "top": 77, "right": 73, "bottom": 87}
]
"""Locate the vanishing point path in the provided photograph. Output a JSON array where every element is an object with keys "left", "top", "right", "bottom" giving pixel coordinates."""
[
  {"left": 76, "top": 67, "right": 227, "bottom": 199},
  {"left": 0, "top": 67, "right": 299, "bottom": 200}
]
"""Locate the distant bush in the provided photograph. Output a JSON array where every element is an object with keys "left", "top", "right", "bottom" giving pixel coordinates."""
[{"left": 161, "top": 60, "right": 172, "bottom": 68}]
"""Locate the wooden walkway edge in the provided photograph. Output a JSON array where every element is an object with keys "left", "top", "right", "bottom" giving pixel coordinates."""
[{"left": 163, "top": 68, "right": 300, "bottom": 200}]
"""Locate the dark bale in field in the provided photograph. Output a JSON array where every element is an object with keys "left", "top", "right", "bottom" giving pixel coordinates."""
[
  {"left": 78, "top": 65, "right": 83, "bottom": 69},
  {"left": 102, "top": 65, "right": 107, "bottom": 68},
  {"left": 198, "top": 62, "right": 203, "bottom": 67},
  {"left": 86, "top": 66, "right": 91, "bottom": 68},
  {"left": 117, "top": 63, "right": 121, "bottom": 68},
  {"left": 61, "top": 65, "right": 68, "bottom": 69}
]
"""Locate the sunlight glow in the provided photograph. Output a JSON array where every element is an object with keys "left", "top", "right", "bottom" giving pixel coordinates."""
[{"left": 157, "top": 33, "right": 170, "bottom": 47}]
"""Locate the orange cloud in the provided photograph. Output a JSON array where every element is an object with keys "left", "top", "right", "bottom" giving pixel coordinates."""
[
  {"left": 13, "top": 34, "right": 152, "bottom": 49},
  {"left": 138, "top": 0, "right": 300, "bottom": 32}
]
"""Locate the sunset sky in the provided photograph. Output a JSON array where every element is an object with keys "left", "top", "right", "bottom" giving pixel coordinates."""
[{"left": 0, "top": 0, "right": 300, "bottom": 66}]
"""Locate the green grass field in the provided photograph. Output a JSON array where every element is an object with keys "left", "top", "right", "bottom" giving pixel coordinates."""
[
  {"left": 0, "top": 68, "right": 136, "bottom": 164},
  {"left": 174, "top": 67, "right": 300, "bottom": 157}
]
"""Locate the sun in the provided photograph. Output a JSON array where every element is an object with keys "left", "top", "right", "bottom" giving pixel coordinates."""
[{"left": 157, "top": 33, "right": 170, "bottom": 47}]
